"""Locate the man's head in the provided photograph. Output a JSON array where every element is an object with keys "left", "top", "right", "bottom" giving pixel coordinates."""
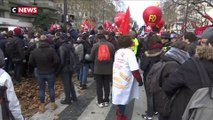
[
  {"left": 13, "top": 27, "right": 22, "bottom": 36},
  {"left": 97, "top": 25, "right": 104, "bottom": 34},
  {"left": 183, "top": 32, "right": 197, "bottom": 44},
  {"left": 40, "top": 35, "right": 47, "bottom": 41},
  {"left": 161, "top": 32, "right": 171, "bottom": 44},
  {"left": 97, "top": 33, "right": 105, "bottom": 41},
  {"left": 201, "top": 27, "right": 213, "bottom": 45}
]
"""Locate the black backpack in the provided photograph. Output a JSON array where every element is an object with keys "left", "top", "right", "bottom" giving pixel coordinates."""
[
  {"left": 146, "top": 60, "right": 180, "bottom": 116},
  {"left": 65, "top": 44, "right": 81, "bottom": 73},
  {"left": 5, "top": 38, "right": 18, "bottom": 58}
]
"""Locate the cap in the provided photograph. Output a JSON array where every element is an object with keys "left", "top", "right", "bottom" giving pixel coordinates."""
[
  {"left": 201, "top": 27, "right": 213, "bottom": 39},
  {"left": 161, "top": 32, "right": 171, "bottom": 40}
]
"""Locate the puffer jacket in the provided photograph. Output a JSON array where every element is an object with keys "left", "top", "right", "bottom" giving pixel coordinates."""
[{"left": 29, "top": 41, "right": 59, "bottom": 75}]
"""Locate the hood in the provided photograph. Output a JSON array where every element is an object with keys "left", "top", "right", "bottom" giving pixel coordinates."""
[
  {"left": 145, "top": 49, "right": 162, "bottom": 57},
  {"left": 195, "top": 45, "right": 213, "bottom": 61},
  {"left": 38, "top": 41, "right": 50, "bottom": 48},
  {"left": 165, "top": 47, "right": 190, "bottom": 64}
]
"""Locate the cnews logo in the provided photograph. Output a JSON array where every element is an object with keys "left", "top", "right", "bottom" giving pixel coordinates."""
[{"left": 11, "top": 6, "right": 38, "bottom": 14}]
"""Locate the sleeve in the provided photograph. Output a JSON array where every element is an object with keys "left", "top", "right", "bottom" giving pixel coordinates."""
[
  {"left": 5, "top": 76, "right": 24, "bottom": 120},
  {"left": 160, "top": 62, "right": 179, "bottom": 87},
  {"left": 162, "top": 62, "right": 189, "bottom": 97},
  {"left": 90, "top": 44, "right": 98, "bottom": 61},
  {"left": 128, "top": 51, "right": 139, "bottom": 71}
]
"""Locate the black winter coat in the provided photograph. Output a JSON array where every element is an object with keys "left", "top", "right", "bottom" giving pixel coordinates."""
[
  {"left": 140, "top": 48, "right": 162, "bottom": 80},
  {"left": 57, "top": 42, "right": 72, "bottom": 73},
  {"left": 162, "top": 46, "right": 213, "bottom": 120},
  {"left": 29, "top": 41, "right": 59, "bottom": 75}
]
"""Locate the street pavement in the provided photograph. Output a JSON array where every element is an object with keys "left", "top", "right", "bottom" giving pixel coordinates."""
[{"left": 30, "top": 77, "right": 158, "bottom": 120}]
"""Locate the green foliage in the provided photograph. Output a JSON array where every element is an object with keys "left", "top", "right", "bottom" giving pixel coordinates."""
[{"left": 33, "top": 9, "right": 54, "bottom": 29}]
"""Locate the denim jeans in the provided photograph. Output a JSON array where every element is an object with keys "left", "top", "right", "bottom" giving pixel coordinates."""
[
  {"left": 89, "top": 63, "right": 94, "bottom": 76},
  {"left": 79, "top": 64, "right": 89, "bottom": 85},
  {"left": 61, "top": 66, "right": 77, "bottom": 101},
  {"left": 37, "top": 73, "right": 55, "bottom": 103}
]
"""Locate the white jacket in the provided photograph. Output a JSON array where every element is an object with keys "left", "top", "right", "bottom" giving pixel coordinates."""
[{"left": 0, "top": 69, "right": 24, "bottom": 120}]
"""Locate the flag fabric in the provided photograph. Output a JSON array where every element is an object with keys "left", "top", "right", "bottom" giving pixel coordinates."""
[
  {"left": 119, "top": 7, "right": 130, "bottom": 35},
  {"left": 91, "top": 19, "right": 95, "bottom": 30},
  {"left": 194, "top": 25, "right": 213, "bottom": 36},
  {"left": 81, "top": 18, "right": 91, "bottom": 32},
  {"left": 190, "top": 19, "right": 197, "bottom": 28},
  {"left": 204, "top": 13, "right": 213, "bottom": 22}
]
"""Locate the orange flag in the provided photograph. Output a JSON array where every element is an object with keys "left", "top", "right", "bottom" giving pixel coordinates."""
[{"left": 119, "top": 7, "right": 130, "bottom": 35}]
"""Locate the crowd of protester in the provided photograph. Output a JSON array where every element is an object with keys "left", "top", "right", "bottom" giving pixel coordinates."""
[{"left": 0, "top": 23, "right": 213, "bottom": 120}]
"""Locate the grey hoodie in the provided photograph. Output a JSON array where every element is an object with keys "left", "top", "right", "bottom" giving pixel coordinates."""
[{"left": 165, "top": 47, "right": 190, "bottom": 64}]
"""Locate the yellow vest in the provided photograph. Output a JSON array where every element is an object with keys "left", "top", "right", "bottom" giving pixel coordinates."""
[{"left": 131, "top": 38, "right": 139, "bottom": 54}]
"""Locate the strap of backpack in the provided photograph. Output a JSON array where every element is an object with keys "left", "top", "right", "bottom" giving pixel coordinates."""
[{"left": 191, "top": 57, "right": 213, "bottom": 99}]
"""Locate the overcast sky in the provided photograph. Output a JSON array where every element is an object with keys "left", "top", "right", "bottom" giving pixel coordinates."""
[{"left": 123, "top": 0, "right": 161, "bottom": 27}]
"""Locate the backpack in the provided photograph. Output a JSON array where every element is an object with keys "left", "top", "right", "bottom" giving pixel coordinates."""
[
  {"left": 146, "top": 61, "right": 174, "bottom": 93},
  {"left": 146, "top": 60, "right": 179, "bottom": 116},
  {"left": 74, "top": 43, "right": 84, "bottom": 61},
  {"left": 97, "top": 44, "right": 111, "bottom": 62},
  {"left": 65, "top": 44, "right": 81, "bottom": 73},
  {"left": 5, "top": 38, "right": 18, "bottom": 58},
  {"left": 182, "top": 58, "right": 213, "bottom": 120}
]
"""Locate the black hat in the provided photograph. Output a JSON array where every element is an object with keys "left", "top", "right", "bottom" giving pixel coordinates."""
[{"left": 161, "top": 32, "right": 171, "bottom": 40}]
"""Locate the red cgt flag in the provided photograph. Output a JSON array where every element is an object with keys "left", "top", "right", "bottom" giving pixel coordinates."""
[
  {"left": 119, "top": 7, "right": 130, "bottom": 35},
  {"left": 204, "top": 13, "right": 213, "bottom": 22}
]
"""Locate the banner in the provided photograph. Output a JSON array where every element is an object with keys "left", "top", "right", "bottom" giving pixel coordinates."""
[{"left": 194, "top": 25, "right": 213, "bottom": 36}]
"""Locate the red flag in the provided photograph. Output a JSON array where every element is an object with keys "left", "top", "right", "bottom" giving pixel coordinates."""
[
  {"left": 50, "top": 23, "right": 55, "bottom": 33},
  {"left": 91, "top": 19, "right": 95, "bottom": 30},
  {"left": 190, "top": 19, "right": 197, "bottom": 28},
  {"left": 119, "top": 7, "right": 130, "bottom": 35},
  {"left": 204, "top": 13, "right": 213, "bottom": 22},
  {"left": 194, "top": 25, "right": 213, "bottom": 36}
]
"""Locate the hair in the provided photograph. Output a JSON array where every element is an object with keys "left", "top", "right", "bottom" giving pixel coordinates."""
[
  {"left": 97, "top": 33, "right": 105, "bottom": 40},
  {"left": 171, "top": 41, "right": 188, "bottom": 51},
  {"left": 7, "top": 30, "right": 13, "bottom": 37},
  {"left": 147, "top": 34, "right": 161, "bottom": 48},
  {"left": 103, "top": 31, "right": 110, "bottom": 36},
  {"left": 183, "top": 32, "right": 197, "bottom": 43},
  {"left": 207, "top": 34, "right": 213, "bottom": 46},
  {"left": 90, "top": 29, "right": 95, "bottom": 35},
  {"left": 82, "top": 32, "right": 89, "bottom": 40},
  {"left": 118, "top": 35, "right": 132, "bottom": 48}
]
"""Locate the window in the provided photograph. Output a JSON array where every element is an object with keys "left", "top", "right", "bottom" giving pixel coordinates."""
[
  {"left": 0, "top": 0, "right": 3, "bottom": 5},
  {"left": 0, "top": 11, "right": 4, "bottom": 17}
]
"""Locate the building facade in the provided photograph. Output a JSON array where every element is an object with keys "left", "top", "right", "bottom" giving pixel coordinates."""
[
  {"left": 0, "top": 0, "right": 58, "bottom": 28},
  {"left": 54, "top": 0, "right": 116, "bottom": 29}
]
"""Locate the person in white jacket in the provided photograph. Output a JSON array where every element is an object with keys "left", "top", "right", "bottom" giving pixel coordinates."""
[{"left": 0, "top": 48, "right": 24, "bottom": 120}]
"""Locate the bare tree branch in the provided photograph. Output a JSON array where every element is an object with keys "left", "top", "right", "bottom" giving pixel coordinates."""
[
  {"left": 191, "top": 0, "right": 213, "bottom": 8},
  {"left": 171, "top": 0, "right": 186, "bottom": 6}
]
